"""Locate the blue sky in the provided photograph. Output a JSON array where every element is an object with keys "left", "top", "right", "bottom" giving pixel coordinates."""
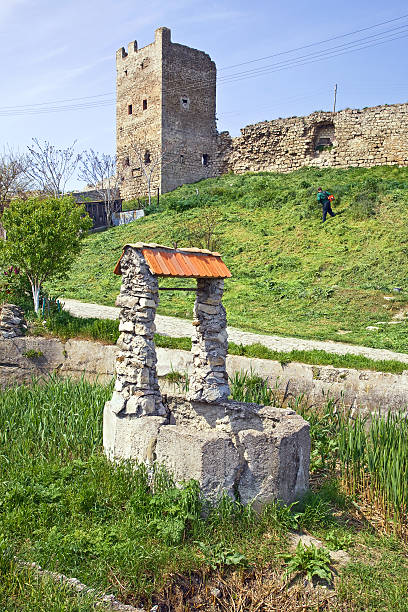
[{"left": 0, "top": 0, "right": 407, "bottom": 188}]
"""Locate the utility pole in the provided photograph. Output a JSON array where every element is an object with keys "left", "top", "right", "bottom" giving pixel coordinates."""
[{"left": 333, "top": 83, "right": 338, "bottom": 113}]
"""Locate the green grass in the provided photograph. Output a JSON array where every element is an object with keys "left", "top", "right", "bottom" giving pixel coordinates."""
[
  {"left": 46, "top": 166, "right": 408, "bottom": 352},
  {"left": 33, "top": 310, "right": 408, "bottom": 374},
  {"left": 1, "top": 561, "right": 102, "bottom": 611},
  {"left": 2, "top": 377, "right": 408, "bottom": 610},
  {"left": 0, "top": 376, "right": 284, "bottom": 607}
]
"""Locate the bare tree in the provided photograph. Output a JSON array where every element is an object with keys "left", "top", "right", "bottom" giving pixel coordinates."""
[
  {"left": 0, "top": 147, "right": 29, "bottom": 206},
  {"left": 184, "top": 208, "right": 222, "bottom": 251},
  {"left": 25, "top": 138, "right": 80, "bottom": 197},
  {"left": 130, "top": 143, "right": 173, "bottom": 207},
  {"left": 78, "top": 150, "right": 121, "bottom": 226}
]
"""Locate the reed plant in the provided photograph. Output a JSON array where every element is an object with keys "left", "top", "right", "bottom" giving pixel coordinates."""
[
  {"left": 228, "top": 370, "right": 278, "bottom": 405},
  {"left": 337, "top": 411, "right": 408, "bottom": 535}
]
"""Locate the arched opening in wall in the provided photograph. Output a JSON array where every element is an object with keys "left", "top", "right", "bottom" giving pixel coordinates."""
[{"left": 313, "top": 123, "right": 335, "bottom": 155}]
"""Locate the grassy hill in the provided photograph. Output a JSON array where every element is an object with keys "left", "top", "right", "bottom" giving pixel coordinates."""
[{"left": 47, "top": 166, "right": 408, "bottom": 352}]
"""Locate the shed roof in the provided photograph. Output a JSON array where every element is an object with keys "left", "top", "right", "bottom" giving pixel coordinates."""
[
  {"left": 72, "top": 188, "right": 121, "bottom": 204},
  {"left": 114, "top": 243, "right": 231, "bottom": 279}
]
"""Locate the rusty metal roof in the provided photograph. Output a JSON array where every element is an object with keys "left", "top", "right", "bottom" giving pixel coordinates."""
[{"left": 114, "top": 242, "right": 231, "bottom": 279}]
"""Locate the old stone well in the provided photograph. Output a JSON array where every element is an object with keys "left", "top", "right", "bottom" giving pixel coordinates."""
[{"left": 103, "top": 243, "right": 310, "bottom": 508}]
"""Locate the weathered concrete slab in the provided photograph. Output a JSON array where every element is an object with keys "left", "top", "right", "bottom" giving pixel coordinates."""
[
  {"left": 0, "top": 337, "right": 65, "bottom": 388},
  {"left": 104, "top": 395, "right": 310, "bottom": 506},
  {"left": 62, "top": 339, "right": 117, "bottom": 383},
  {"left": 1, "top": 337, "right": 408, "bottom": 414}
]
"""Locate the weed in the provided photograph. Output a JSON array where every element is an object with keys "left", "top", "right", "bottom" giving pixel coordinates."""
[
  {"left": 164, "top": 369, "right": 189, "bottom": 393},
  {"left": 22, "top": 349, "right": 44, "bottom": 360},
  {"left": 280, "top": 541, "right": 333, "bottom": 582},
  {"left": 195, "top": 541, "right": 248, "bottom": 570},
  {"left": 324, "top": 529, "right": 353, "bottom": 551},
  {"left": 228, "top": 371, "right": 277, "bottom": 405}
]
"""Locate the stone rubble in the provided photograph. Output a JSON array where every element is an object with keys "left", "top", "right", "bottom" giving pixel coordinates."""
[{"left": 0, "top": 303, "right": 26, "bottom": 339}]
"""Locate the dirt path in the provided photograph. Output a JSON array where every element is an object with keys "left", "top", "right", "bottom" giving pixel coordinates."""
[{"left": 62, "top": 298, "right": 408, "bottom": 365}]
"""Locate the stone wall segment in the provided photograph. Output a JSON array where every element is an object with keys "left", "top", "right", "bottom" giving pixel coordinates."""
[{"left": 219, "top": 104, "right": 408, "bottom": 175}]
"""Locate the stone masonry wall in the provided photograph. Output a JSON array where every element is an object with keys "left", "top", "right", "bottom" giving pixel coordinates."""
[
  {"left": 160, "top": 36, "right": 217, "bottom": 194},
  {"left": 116, "top": 30, "right": 163, "bottom": 202},
  {"left": 188, "top": 279, "right": 230, "bottom": 403},
  {"left": 109, "top": 247, "right": 165, "bottom": 416},
  {"left": 117, "top": 27, "right": 217, "bottom": 202},
  {"left": 117, "top": 28, "right": 408, "bottom": 200},
  {"left": 218, "top": 103, "right": 408, "bottom": 174}
]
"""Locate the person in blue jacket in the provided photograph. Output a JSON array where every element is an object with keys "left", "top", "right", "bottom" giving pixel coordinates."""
[{"left": 317, "top": 187, "right": 335, "bottom": 222}]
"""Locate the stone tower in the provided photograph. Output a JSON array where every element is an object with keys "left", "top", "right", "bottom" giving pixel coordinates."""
[{"left": 116, "top": 27, "right": 218, "bottom": 201}]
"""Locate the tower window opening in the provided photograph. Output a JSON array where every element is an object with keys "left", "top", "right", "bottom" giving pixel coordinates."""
[
  {"left": 128, "top": 104, "right": 132, "bottom": 115},
  {"left": 144, "top": 151, "right": 151, "bottom": 164},
  {"left": 124, "top": 69, "right": 128, "bottom": 76},
  {"left": 124, "top": 156, "right": 130, "bottom": 166},
  {"left": 142, "top": 99, "right": 148, "bottom": 110},
  {"left": 202, "top": 153, "right": 209, "bottom": 166},
  {"left": 180, "top": 154, "right": 184, "bottom": 164},
  {"left": 180, "top": 96, "right": 190, "bottom": 110}
]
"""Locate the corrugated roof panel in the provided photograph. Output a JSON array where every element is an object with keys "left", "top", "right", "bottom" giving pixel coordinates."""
[
  {"left": 173, "top": 251, "right": 195, "bottom": 276},
  {"left": 114, "top": 244, "right": 232, "bottom": 279},
  {"left": 197, "top": 254, "right": 217, "bottom": 277},
  {"left": 210, "top": 256, "right": 230, "bottom": 278},
  {"left": 150, "top": 250, "right": 172, "bottom": 275},
  {"left": 162, "top": 251, "right": 187, "bottom": 276}
]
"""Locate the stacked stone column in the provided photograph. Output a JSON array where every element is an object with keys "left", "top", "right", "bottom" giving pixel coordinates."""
[
  {"left": 107, "top": 246, "right": 165, "bottom": 416},
  {"left": 0, "top": 304, "right": 26, "bottom": 339},
  {"left": 188, "top": 278, "right": 230, "bottom": 403}
]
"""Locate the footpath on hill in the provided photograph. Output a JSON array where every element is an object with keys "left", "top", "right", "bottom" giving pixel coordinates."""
[{"left": 62, "top": 298, "right": 408, "bottom": 365}]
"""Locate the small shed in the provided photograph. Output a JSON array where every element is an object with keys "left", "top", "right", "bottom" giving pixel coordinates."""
[{"left": 72, "top": 189, "right": 122, "bottom": 229}]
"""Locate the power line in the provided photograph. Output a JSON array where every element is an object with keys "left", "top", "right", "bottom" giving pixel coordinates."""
[
  {"left": 216, "top": 29, "right": 408, "bottom": 85},
  {"left": 217, "top": 22, "right": 408, "bottom": 82},
  {"left": 0, "top": 92, "right": 113, "bottom": 111},
  {"left": 0, "top": 15, "right": 407, "bottom": 117},
  {"left": 1, "top": 17, "right": 406, "bottom": 112},
  {"left": 219, "top": 12, "right": 408, "bottom": 70}
]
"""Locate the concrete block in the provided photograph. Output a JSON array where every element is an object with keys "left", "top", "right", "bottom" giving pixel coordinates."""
[
  {"left": 155, "top": 425, "right": 241, "bottom": 501},
  {"left": 103, "top": 403, "right": 166, "bottom": 462},
  {"left": 237, "top": 413, "right": 310, "bottom": 508}
]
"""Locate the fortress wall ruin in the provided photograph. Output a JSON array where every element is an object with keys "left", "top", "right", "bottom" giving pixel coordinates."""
[{"left": 217, "top": 103, "right": 408, "bottom": 175}]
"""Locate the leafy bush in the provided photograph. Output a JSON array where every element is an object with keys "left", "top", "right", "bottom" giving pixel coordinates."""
[{"left": 0, "top": 265, "right": 31, "bottom": 307}]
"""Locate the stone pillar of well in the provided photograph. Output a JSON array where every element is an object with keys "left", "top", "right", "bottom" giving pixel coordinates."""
[
  {"left": 107, "top": 246, "right": 165, "bottom": 416},
  {"left": 188, "top": 278, "right": 230, "bottom": 403}
]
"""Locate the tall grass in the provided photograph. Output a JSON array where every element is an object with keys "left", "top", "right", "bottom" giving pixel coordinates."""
[
  {"left": 338, "top": 411, "right": 408, "bottom": 533},
  {"left": 0, "top": 375, "right": 110, "bottom": 461},
  {"left": 0, "top": 376, "right": 288, "bottom": 603},
  {"left": 229, "top": 371, "right": 278, "bottom": 405},
  {"left": 230, "top": 370, "right": 408, "bottom": 535}
]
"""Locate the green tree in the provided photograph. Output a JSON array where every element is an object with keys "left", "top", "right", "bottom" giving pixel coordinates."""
[{"left": 0, "top": 195, "right": 92, "bottom": 313}]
